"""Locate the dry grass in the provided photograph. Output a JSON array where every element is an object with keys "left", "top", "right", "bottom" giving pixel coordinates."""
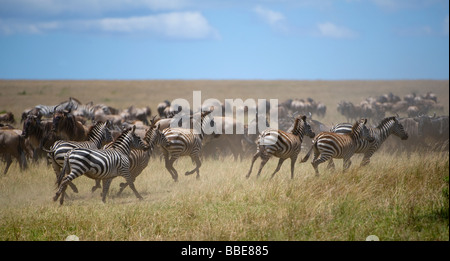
[{"left": 0, "top": 151, "right": 448, "bottom": 241}]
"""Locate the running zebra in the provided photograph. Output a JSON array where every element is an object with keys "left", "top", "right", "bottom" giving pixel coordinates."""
[
  {"left": 53, "top": 126, "right": 149, "bottom": 205},
  {"left": 301, "top": 119, "right": 374, "bottom": 176},
  {"left": 92, "top": 118, "right": 169, "bottom": 195},
  {"left": 160, "top": 107, "right": 214, "bottom": 182},
  {"left": 328, "top": 116, "right": 408, "bottom": 167},
  {"left": 45, "top": 121, "right": 111, "bottom": 193},
  {"left": 246, "top": 115, "right": 316, "bottom": 179}
]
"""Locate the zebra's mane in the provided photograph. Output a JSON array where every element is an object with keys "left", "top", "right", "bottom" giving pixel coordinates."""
[
  {"left": 112, "top": 128, "right": 131, "bottom": 149},
  {"left": 351, "top": 120, "right": 362, "bottom": 134},
  {"left": 86, "top": 121, "right": 104, "bottom": 139},
  {"left": 375, "top": 117, "right": 396, "bottom": 129},
  {"left": 290, "top": 115, "right": 305, "bottom": 135}
]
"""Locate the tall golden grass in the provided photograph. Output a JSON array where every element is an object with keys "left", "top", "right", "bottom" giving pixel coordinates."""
[{"left": 0, "top": 151, "right": 448, "bottom": 241}]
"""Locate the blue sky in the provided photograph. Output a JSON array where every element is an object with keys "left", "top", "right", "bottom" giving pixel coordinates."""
[{"left": 0, "top": 0, "right": 448, "bottom": 80}]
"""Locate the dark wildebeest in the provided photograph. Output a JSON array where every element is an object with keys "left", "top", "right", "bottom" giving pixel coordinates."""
[
  {"left": 22, "top": 114, "right": 58, "bottom": 162},
  {"left": 0, "top": 129, "right": 28, "bottom": 174},
  {"left": 53, "top": 110, "right": 88, "bottom": 141},
  {"left": 0, "top": 112, "right": 15, "bottom": 125}
]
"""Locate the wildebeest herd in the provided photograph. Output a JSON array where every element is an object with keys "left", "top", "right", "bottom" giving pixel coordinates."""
[{"left": 0, "top": 92, "right": 448, "bottom": 205}]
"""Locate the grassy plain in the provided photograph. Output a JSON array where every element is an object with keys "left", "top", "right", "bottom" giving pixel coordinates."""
[{"left": 0, "top": 80, "right": 448, "bottom": 241}]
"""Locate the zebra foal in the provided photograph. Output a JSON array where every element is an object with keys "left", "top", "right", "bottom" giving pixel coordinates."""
[
  {"left": 246, "top": 115, "right": 315, "bottom": 179},
  {"left": 54, "top": 125, "right": 149, "bottom": 205},
  {"left": 301, "top": 119, "right": 374, "bottom": 176}
]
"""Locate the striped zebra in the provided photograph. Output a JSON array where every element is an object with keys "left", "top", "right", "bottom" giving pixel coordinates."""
[
  {"left": 44, "top": 121, "right": 111, "bottom": 193},
  {"left": 91, "top": 119, "right": 169, "bottom": 195},
  {"left": 53, "top": 126, "right": 149, "bottom": 205},
  {"left": 35, "top": 97, "right": 81, "bottom": 118},
  {"left": 328, "top": 116, "right": 408, "bottom": 167},
  {"left": 301, "top": 119, "right": 374, "bottom": 176},
  {"left": 160, "top": 107, "right": 214, "bottom": 182},
  {"left": 246, "top": 115, "right": 316, "bottom": 179}
]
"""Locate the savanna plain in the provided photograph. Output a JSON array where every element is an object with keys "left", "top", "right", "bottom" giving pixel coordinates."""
[{"left": 0, "top": 80, "right": 448, "bottom": 241}]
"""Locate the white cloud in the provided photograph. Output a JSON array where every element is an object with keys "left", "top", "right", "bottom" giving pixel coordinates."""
[
  {"left": 317, "top": 22, "right": 357, "bottom": 39},
  {"left": 94, "top": 12, "right": 220, "bottom": 39},
  {"left": 253, "top": 5, "right": 289, "bottom": 32},
  {"left": 396, "top": 25, "right": 434, "bottom": 37},
  {"left": 0, "top": 12, "right": 220, "bottom": 40}
]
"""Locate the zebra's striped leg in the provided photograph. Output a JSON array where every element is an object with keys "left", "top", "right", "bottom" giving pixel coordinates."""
[
  {"left": 117, "top": 182, "right": 128, "bottom": 196},
  {"left": 54, "top": 179, "right": 70, "bottom": 205},
  {"left": 246, "top": 152, "right": 260, "bottom": 178},
  {"left": 185, "top": 154, "right": 201, "bottom": 180},
  {"left": 163, "top": 153, "right": 179, "bottom": 182},
  {"left": 168, "top": 156, "right": 179, "bottom": 182},
  {"left": 311, "top": 153, "right": 332, "bottom": 177},
  {"left": 360, "top": 153, "right": 372, "bottom": 167},
  {"left": 343, "top": 158, "right": 352, "bottom": 172},
  {"left": 270, "top": 158, "right": 286, "bottom": 180},
  {"left": 54, "top": 171, "right": 82, "bottom": 205},
  {"left": 117, "top": 176, "right": 136, "bottom": 196},
  {"left": 92, "top": 180, "right": 101, "bottom": 193},
  {"left": 68, "top": 182, "right": 78, "bottom": 193},
  {"left": 123, "top": 176, "right": 143, "bottom": 201},
  {"left": 101, "top": 179, "right": 112, "bottom": 203},
  {"left": 290, "top": 156, "right": 297, "bottom": 179},
  {"left": 256, "top": 156, "right": 270, "bottom": 178},
  {"left": 327, "top": 159, "right": 335, "bottom": 170}
]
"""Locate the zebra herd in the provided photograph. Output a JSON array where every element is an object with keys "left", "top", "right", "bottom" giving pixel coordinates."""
[
  {"left": 1, "top": 98, "right": 413, "bottom": 205},
  {"left": 51, "top": 114, "right": 408, "bottom": 205}
]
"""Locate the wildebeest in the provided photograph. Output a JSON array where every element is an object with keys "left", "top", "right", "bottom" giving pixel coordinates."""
[
  {"left": 415, "top": 114, "right": 449, "bottom": 151},
  {"left": 0, "top": 129, "right": 28, "bottom": 174},
  {"left": 0, "top": 112, "right": 15, "bottom": 125},
  {"left": 53, "top": 110, "right": 88, "bottom": 141},
  {"left": 21, "top": 114, "right": 58, "bottom": 162}
]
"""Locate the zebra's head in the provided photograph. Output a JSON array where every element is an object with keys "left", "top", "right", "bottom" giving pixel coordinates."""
[
  {"left": 353, "top": 118, "right": 375, "bottom": 142},
  {"left": 392, "top": 117, "right": 408, "bottom": 140},
  {"left": 129, "top": 126, "right": 150, "bottom": 151},
  {"left": 145, "top": 118, "right": 169, "bottom": 149},
  {"left": 293, "top": 115, "right": 315, "bottom": 138},
  {"left": 191, "top": 106, "right": 215, "bottom": 137}
]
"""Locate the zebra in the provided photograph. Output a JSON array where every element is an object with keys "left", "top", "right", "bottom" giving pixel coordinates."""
[
  {"left": 160, "top": 107, "right": 215, "bottom": 182},
  {"left": 35, "top": 97, "right": 81, "bottom": 118},
  {"left": 44, "top": 121, "right": 112, "bottom": 193},
  {"left": 246, "top": 115, "right": 316, "bottom": 179},
  {"left": 53, "top": 125, "right": 149, "bottom": 205},
  {"left": 301, "top": 119, "right": 374, "bottom": 176},
  {"left": 328, "top": 116, "right": 408, "bottom": 167},
  {"left": 91, "top": 118, "right": 169, "bottom": 195}
]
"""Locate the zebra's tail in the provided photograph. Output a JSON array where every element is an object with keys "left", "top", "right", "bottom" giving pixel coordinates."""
[
  {"left": 42, "top": 147, "right": 55, "bottom": 157},
  {"left": 300, "top": 145, "right": 313, "bottom": 163},
  {"left": 56, "top": 153, "right": 70, "bottom": 187}
]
